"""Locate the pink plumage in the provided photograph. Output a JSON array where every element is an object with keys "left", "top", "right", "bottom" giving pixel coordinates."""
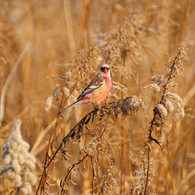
[{"left": 59, "top": 63, "right": 111, "bottom": 114}]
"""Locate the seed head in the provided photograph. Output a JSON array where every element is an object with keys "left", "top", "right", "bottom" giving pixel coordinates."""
[
  {"left": 144, "top": 83, "right": 161, "bottom": 92},
  {"left": 156, "top": 104, "right": 168, "bottom": 116},
  {"left": 0, "top": 119, "right": 37, "bottom": 194},
  {"left": 164, "top": 99, "right": 174, "bottom": 112}
]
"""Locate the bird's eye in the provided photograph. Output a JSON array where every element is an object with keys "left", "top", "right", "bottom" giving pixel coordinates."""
[{"left": 101, "top": 67, "right": 108, "bottom": 72}]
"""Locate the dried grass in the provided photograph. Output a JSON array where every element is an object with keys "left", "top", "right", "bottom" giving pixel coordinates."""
[{"left": 0, "top": 0, "right": 195, "bottom": 195}]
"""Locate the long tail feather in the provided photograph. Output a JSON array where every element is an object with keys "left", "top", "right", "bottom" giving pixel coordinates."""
[{"left": 59, "top": 100, "right": 81, "bottom": 114}]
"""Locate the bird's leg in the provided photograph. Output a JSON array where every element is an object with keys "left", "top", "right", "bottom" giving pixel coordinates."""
[
  {"left": 92, "top": 103, "right": 99, "bottom": 111},
  {"left": 92, "top": 103, "right": 98, "bottom": 118},
  {"left": 92, "top": 103, "right": 96, "bottom": 110}
]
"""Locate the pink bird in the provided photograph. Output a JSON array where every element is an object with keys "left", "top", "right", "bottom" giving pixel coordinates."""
[{"left": 59, "top": 63, "right": 111, "bottom": 114}]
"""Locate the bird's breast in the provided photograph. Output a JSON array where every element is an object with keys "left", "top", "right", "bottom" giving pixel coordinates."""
[{"left": 90, "top": 77, "right": 111, "bottom": 103}]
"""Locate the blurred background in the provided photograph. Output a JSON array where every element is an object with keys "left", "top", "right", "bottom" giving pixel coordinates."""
[{"left": 0, "top": 0, "right": 195, "bottom": 194}]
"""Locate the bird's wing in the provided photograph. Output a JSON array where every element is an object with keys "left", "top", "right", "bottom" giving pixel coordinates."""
[{"left": 77, "top": 75, "right": 105, "bottom": 100}]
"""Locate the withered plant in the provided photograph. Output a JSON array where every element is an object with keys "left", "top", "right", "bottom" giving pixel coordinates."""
[{"left": 0, "top": 1, "right": 194, "bottom": 195}]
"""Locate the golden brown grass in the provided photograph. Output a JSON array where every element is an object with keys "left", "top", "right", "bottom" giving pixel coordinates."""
[{"left": 0, "top": 0, "right": 195, "bottom": 194}]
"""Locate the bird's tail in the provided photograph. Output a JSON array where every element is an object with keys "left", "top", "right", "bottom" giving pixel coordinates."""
[{"left": 59, "top": 100, "right": 82, "bottom": 114}]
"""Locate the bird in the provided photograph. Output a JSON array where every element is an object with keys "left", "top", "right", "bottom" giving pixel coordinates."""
[{"left": 59, "top": 63, "right": 111, "bottom": 114}]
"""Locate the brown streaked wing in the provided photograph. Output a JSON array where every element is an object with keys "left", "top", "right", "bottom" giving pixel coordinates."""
[{"left": 77, "top": 75, "right": 105, "bottom": 100}]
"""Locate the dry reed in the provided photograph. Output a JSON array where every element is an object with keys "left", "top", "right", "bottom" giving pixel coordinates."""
[{"left": 0, "top": 1, "right": 195, "bottom": 195}]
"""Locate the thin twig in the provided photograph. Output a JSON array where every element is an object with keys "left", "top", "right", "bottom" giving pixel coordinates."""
[
  {"left": 36, "top": 109, "right": 96, "bottom": 195},
  {"left": 60, "top": 153, "right": 89, "bottom": 194},
  {"left": 144, "top": 147, "right": 150, "bottom": 195},
  {"left": 0, "top": 42, "right": 30, "bottom": 127},
  {"left": 1, "top": 100, "right": 45, "bottom": 133}
]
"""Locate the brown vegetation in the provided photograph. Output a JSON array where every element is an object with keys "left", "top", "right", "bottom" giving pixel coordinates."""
[{"left": 0, "top": 0, "right": 195, "bottom": 194}]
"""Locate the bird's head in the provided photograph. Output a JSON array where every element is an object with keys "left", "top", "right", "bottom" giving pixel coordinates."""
[{"left": 99, "top": 63, "right": 110, "bottom": 77}]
